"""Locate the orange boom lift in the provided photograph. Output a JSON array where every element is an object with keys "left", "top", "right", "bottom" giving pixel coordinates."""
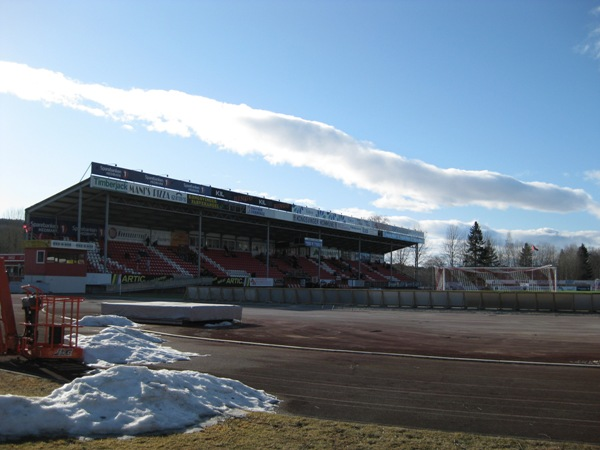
[{"left": 0, "top": 259, "right": 84, "bottom": 361}]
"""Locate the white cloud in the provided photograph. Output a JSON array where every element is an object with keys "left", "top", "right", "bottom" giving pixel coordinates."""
[
  {"left": 333, "top": 211, "right": 600, "bottom": 256},
  {"left": 2, "top": 61, "right": 600, "bottom": 219},
  {"left": 576, "top": 6, "right": 600, "bottom": 60},
  {"left": 585, "top": 170, "right": 600, "bottom": 184}
]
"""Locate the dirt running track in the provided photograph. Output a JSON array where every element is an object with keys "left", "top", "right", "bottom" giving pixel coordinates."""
[
  {"left": 22, "top": 298, "right": 600, "bottom": 443},
  {"left": 127, "top": 303, "right": 600, "bottom": 444}
]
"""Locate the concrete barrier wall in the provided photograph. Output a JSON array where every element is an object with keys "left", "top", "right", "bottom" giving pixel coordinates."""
[{"left": 184, "top": 287, "right": 600, "bottom": 313}]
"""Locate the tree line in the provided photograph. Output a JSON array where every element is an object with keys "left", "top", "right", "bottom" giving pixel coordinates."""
[
  {"left": 0, "top": 219, "right": 24, "bottom": 254},
  {"left": 426, "top": 221, "right": 599, "bottom": 281}
]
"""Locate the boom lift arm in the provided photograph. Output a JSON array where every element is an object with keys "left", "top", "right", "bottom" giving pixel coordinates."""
[{"left": 0, "top": 259, "right": 19, "bottom": 354}]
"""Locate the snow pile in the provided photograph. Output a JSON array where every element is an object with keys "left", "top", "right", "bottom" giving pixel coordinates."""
[
  {"left": 78, "top": 325, "right": 202, "bottom": 368},
  {"left": 0, "top": 365, "right": 279, "bottom": 440},
  {"left": 0, "top": 314, "right": 279, "bottom": 441},
  {"left": 79, "top": 314, "right": 138, "bottom": 327}
]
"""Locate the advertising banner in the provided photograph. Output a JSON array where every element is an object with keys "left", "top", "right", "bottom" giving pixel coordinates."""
[
  {"left": 304, "top": 237, "right": 323, "bottom": 248},
  {"left": 112, "top": 274, "right": 174, "bottom": 284},
  {"left": 92, "top": 162, "right": 210, "bottom": 196},
  {"left": 29, "top": 217, "right": 104, "bottom": 241},
  {"left": 245, "top": 205, "right": 292, "bottom": 222},
  {"left": 91, "top": 175, "right": 188, "bottom": 204},
  {"left": 127, "top": 183, "right": 188, "bottom": 204},
  {"left": 50, "top": 240, "right": 96, "bottom": 251},
  {"left": 213, "top": 277, "right": 247, "bottom": 287},
  {"left": 188, "top": 194, "right": 227, "bottom": 209},
  {"left": 247, "top": 278, "right": 274, "bottom": 287},
  {"left": 91, "top": 163, "right": 424, "bottom": 244},
  {"left": 107, "top": 225, "right": 149, "bottom": 243}
]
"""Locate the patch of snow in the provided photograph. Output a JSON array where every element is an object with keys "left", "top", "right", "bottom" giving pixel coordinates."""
[
  {"left": 77, "top": 326, "right": 201, "bottom": 368},
  {"left": 0, "top": 365, "right": 278, "bottom": 441}
]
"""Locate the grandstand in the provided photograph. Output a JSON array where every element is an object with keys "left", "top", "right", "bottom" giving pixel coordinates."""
[{"left": 22, "top": 162, "right": 424, "bottom": 293}]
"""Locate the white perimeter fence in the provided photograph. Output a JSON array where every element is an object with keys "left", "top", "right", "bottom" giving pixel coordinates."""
[{"left": 185, "top": 287, "right": 600, "bottom": 313}]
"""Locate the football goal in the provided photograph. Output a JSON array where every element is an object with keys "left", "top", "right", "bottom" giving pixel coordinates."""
[{"left": 435, "top": 265, "right": 557, "bottom": 292}]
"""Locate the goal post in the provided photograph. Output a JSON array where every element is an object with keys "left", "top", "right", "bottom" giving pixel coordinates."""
[{"left": 435, "top": 265, "right": 557, "bottom": 292}]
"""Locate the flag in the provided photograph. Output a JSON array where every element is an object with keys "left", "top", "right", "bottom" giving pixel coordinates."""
[{"left": 531, "top": 245, "right": 539, "bottom": 251}]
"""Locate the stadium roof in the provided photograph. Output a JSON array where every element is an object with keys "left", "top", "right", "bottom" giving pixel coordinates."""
[{"left": 25, "top": 166, "right": 424, "bottom": 256}]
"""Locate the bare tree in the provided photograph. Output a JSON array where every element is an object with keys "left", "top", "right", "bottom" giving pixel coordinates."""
[
  {"left": 443, "top": 224, "right": 463, "bottom": 267},
  {"left": 1, "top": 208, "right": 25, "bottom": 220},
  {"left": 534, "top": 243, "right": 558, "bottom": 267},
  {"left": 390, "top": 247, "right": 412, "bottom": 266},
  {"left": 424, "top": 254, "right": 445, "bottom": 267},
  {"left": 369, "top": 215, "right": 390, "bottom": 228},
  {"left": 500, "top": 232, "right": 518, "bottom": 267},
  {"left": 557, "top": 244, "right": 578, "bottom": 279}
]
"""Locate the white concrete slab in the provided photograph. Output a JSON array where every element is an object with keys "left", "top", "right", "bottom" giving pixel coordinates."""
[{"left": 100, "top": 301, "right": 242, "bottom": 324}]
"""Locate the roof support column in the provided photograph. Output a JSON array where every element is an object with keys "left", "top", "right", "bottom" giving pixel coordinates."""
[
  {"left": 197, "top": 212, "right": 202, "bottom": 277},
  {"left": 414, "top": 243, "right": 419, "bottom": 286},
  {"left": 358, "top": 237, "right": 361, "bottom": 280},
  {"left": 318, "top": 230, "right": 323, "bottom": 287},
  {"left": 266, "top": 221, "right": 270, "bottom": 279},
  {"left": 103, "top": 192, "right": 110, "bottom": 273},
  {"left": 390, "top": 242, "right": 394, "bottom": 282},
  {"left": 77, "top": 187, "right": 83, "bottom": 242}
]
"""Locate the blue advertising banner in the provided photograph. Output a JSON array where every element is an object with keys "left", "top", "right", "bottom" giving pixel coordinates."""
[
  {"left": 90, "top": 163, "right": 424, "bottom": 244},
  {"left": 92, "top": 162, "right": 292, "bottom": 211},
  {"left": 212, "top": 187, "right": 292, "bottom": 212},
  {"left": 29, "top": 217, "right": 104, "bottom": 241},
  {"left": 92, "top": 162, "right": 210, "bottom": 196}
]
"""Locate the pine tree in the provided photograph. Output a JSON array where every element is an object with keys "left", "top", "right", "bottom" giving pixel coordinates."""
[
  {"left": 482, "top": 239, "right": 500, "bottom": 267},
  {"left": 463, "top": 221, "right": 486, "bottom": 267},
  {"left": 518, "top": 243, "right": 533, "bottom": 267},
  {"left": 575, "top": 244, "right": 593, "bottom": 280}
]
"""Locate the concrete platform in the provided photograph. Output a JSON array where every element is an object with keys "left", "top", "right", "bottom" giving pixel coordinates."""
[{"left": 100, "top": 301, "right": 242, "bottom": 325}]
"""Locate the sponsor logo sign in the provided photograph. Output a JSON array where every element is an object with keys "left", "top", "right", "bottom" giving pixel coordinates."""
[
  {"left": 92, "top": 162, "right": 210, "bottom": 195},
  {"left": 112, "top": 274, "right": 174, "bottom": 284},
  {"left": 29, "top": 217, "right": 104, "bottom": 240},
  {"left": 213, "top": 277, "right": 247, "bottom": 287},
  {"left": 91, "top": 175, "right": 187, "bottom": 204},
  {"left": 188, "top": 195, "right": 223, "bottom": 209},
  {"left": 50, "top": 240, "right": 96, "bottom": 250},
  {"left": 90, "top": 176, "right": 128, "bottom": 192}
]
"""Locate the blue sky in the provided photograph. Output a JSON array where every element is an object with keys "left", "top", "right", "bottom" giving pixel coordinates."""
[{"left": 1, "top": 0, "right": 600, "bottom": 257}]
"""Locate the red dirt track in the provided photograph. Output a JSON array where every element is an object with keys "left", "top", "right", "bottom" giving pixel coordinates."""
[
  {"left": 138, "top": 304, "right": 600, "bottom": 444},
  {"left": 168, "top": 306, "right": 600, "bottom": 364}
]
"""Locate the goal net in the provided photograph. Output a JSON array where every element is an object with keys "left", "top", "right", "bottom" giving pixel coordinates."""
[{"left": 435, "top": 265, "right": 557, "bottom": 292}]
